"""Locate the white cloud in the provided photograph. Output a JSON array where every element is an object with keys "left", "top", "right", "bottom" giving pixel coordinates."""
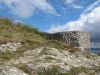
[
  {"left": 0, "top": 0, "right": 58, "bottom": 18},
  {"left": 48, "top": 0, "right": 100, "bottom": 42},
  {"left": 65, "top": 0, "right": 83, "bottom": 9}
]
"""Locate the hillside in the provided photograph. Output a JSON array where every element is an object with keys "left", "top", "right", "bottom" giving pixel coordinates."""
[
  {"left": 0, "top": 18, "right": 100, "bottom": 75},
  {"left": 0, "top": 18, "right": 73, "bottom": 49},
  {"left": 0, "top": 18, "right": 45, "bottom": 44}
]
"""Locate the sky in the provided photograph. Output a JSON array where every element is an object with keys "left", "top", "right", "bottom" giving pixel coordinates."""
[{"left": 0, "top": 0, "right": 100, "bottom": 43}]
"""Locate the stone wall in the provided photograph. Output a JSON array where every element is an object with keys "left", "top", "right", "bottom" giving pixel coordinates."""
[
  {"left": 43, "top": 31, "right": 90, "bottom": 52},
  {"left": 0, "top": 42, "right": 21, "bottom": 52}
]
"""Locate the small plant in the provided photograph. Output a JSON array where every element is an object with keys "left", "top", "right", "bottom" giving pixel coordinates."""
[
  {"left": 37, "top": 66, "right": 61, "bottom": 75},
  {"left": 44, "top": 56, "right": 56, "bottom": 60},
  {"left": 14, "top": 64, "right": 31, "bottom": 75},
  {"left": 0, "top": 51, "right": 14, "bottom": 60}
]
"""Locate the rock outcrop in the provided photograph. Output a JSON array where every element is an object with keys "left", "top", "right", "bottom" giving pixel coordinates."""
[{"left": 0, "top": 42, "right": 21, "bottom": 52}]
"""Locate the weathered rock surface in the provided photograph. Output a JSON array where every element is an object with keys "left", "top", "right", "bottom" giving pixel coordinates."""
[
  {"left": 0, "top": 42, "right": 21, "bottom": 52},
  {"left": 0, "top": 65, "right": 28, "bottom": 75},
  {"left": 11, "top": 47, "right": 100, "bottom": 75}
]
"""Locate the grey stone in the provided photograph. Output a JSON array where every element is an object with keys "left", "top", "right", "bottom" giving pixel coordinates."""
[
  {"left": 0, "top": 42, "right": 21, "bottom": 52},
  {"left": 43, "top": 31, "right": 90, "bottom": 52}
]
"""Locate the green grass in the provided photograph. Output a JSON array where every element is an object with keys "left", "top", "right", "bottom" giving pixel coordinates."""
[
  {"left": 0, "top": 51, "right": 14, "bottom": 60},
  {"left": 44, "top": 56, "right": 57, "bottom": 60},
  {"left": 14, "top": 64, "right": 32, "bottom": 75},
  {"left": 97, "top": 53, "right": 100, "bottom": 56},
  {"left": 37, "top": 65, "right": 61, "bottom": 75},
  {"left": 0, "top": 18, "right": 45, "bottom": 44},
  {"left": 42, "top": 40, "right": 80, "bottom": 52}
]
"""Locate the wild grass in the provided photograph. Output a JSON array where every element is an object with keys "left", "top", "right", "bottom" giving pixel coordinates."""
[
  {"left": 14, "top": 64, "right": 32, "bottom": 75},
  {"left": 37, "top": 66, "right": 96, "bottom": 75},
  {"left": 37, "top": 65, "right": 61, "bottom": 75},
  {"left": 0, "top": 18, "right": 45, "bottom": 44}
]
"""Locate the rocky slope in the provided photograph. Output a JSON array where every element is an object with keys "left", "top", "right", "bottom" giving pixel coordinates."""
[{"left": 0, "top": 47, "right": 99, "bottom": 75}]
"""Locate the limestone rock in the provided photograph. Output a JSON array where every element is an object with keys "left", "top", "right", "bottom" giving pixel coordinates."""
[
  {"left": 0, "top": 65, "right": 28, "bottom": 75},
  {"left": 11, "top": 47, "right": 100, "bottom": 74},
  {"left": 0, "top": 42, "right": 21, "bottom": 52}
]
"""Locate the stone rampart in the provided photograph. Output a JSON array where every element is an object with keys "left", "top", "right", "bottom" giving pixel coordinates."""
[{"left": 43, "top": 31, "right": 90, "bottom": 52}]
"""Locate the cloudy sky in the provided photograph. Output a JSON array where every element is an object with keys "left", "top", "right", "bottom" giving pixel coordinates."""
[{"left": 0, "top": 0, "right": 100, "bottom": 42}]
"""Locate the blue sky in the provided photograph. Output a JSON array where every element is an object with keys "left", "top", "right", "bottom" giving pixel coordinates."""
[{"left": 0, "top": 0, "right": 100, "bottom": 42}]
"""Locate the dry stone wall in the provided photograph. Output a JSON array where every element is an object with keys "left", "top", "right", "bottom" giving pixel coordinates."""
[
  {"left": 44, "top": 31, "right": 90, "bottom": 52},
  {"left": 0, "top": 42, "right": 21, "bottom": 52}
]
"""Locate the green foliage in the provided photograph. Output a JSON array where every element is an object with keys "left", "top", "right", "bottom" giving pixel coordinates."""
[
  {"left": 44, "top": 56, "right": 56, "bottom": 60},
  {"left": 97, "top": 53, "right": 100, "bottom": 56},
  {"left": 67, "top": 67, "right": 86, "bottom": 75},
  {"left": 0, "top": 51, "right": 21, "bottom": 60},
  {"left": 37, "top": 66, "right": 61, "bottom": 75},
  {"left": 0, "top": 51, "right": 14, "bottom": 60}
]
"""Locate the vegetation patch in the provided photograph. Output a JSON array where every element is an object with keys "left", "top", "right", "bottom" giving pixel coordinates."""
[
  {"left": 37, "top": 65, "right": 61, "bottom": 75},
  {"left": 97, "top": 53, "right": 100, "bottom": 56},
  {"left": 37, "top": 66, "right": 97, "bottom": 75},
  {"left": 14, "top": 64, "right": 32, "bottom": 75},
  {"left": 44, "top": 56, "right": 57, "bottom": 60}
]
